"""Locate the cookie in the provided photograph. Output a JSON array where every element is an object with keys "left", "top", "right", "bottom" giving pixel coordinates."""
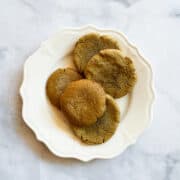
[
  {"left": 85, "top": 49, "right": 137, "bottom": 98},
  {"left": 46, "top": 68, "right": 82, "bottom": 107},
  {"left": 73, "top": 33, "right": 120, "bottom": 73},
  {"left": 60, "top": 79, "right": 106, "bottom": 126},
  {"left": 72, "top": 95, "right": 120, "bottom": 144}
]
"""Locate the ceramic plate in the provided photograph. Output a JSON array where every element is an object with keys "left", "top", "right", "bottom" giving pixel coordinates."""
[{"left": 20, "top": 25, "right": 154, "bottom": 161}]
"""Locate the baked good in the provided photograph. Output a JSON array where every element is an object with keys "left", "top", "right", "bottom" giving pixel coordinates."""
[
  {"left": 73, "top": 33, "right": 120, "bottom": 73},
  {"left": 60, "top": 79, "right": 106, "bottom": 126},
  {"left": 46, "top": 68, "right": 82, "bottom": 107},
  {"left": 72, "top": 95, "right": 120, "bottom": 144},
  {"left": 85, "top": 49, "right": 137, "bottom": 98}
]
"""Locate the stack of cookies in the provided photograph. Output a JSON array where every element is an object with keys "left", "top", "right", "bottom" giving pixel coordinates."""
[{"left": 46, "top": 33, "right": 137, "bottom": 144}]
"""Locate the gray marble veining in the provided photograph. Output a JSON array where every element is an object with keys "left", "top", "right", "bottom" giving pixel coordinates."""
[
  {"left": 0, "top": 0, "right": 180, "bottom": 179},
  {"left": 111, "top": 0, "right": 140, "bottom": 7},
  {"left": 171, "top": 9, "right": 180, "bottom": 17}
]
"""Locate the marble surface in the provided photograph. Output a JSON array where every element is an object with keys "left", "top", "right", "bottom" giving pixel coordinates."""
[{"left": 0, "top": 0, "right": 180, "bottom": 179}]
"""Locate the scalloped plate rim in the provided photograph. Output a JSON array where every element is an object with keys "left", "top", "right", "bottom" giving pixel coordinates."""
[{"left": 19, "top": 25, "right": 155, "bottom": 162}]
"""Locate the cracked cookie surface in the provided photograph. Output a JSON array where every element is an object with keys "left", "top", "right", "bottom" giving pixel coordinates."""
[
  {"left": 73, "top": 33, "right": 120, "bottom": 73},
  {"left": 85, "top": 49, "right": 137, "bottom": 98},
  {"left": 72, "top": 95, "right": 120, "bottom": 144}
]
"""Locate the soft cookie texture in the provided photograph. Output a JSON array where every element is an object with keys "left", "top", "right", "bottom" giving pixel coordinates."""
[
  {"left": 46, "top": 68, "right": 82, "bottom": 107},
  {"left": 73, "top": 33, "right": 120, "bottom": 73},
  {"left": 85, "top": 49, "right": 137, "bottom": 98},
  {"left": 60, "top": 79, "right": 106, "bottom": 126},
  {"left": 72, "top": 95, "right": 120, "bottom": 144}
]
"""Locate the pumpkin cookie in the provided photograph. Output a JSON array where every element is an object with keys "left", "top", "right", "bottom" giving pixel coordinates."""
[
  {"left": 73, "top": 33, "right": 120, "bottom": 73},
  {"left": 85, "top": 49, "right": 137, "bottom": 98},
  {"left": 72, "top": 95, "right": 120, "bottom": 144},
  {"left": 46, "top": 68, "right": 82, "bottom": 107},
  {"left": 60, "top": 79, "right": 106, "bottom": 126}
]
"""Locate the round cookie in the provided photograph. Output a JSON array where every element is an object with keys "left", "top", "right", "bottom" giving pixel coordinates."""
[
  {"left": 73, "top": 33, "right": 120, "bottom": 73},
  {"left": 72, "top": 95, "right": 120, "bottom": 145},
  {"left": 85, "top": 49, "right": 137, "bottom": 98},
  {"left": 46, "top": 68, "right": 82, "bottom": 107},
  {"left": 60, "top": 79, "right": 106, "bottom": 126}
]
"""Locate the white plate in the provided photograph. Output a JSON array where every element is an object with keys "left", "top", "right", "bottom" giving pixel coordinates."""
[{"left": 20, "top": 25, "right": 154, "bottom": 161}]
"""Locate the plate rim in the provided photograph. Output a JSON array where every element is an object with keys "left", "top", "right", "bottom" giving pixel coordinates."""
[{"left": 20, "top": 24, "right": 155, "bottom": 161}]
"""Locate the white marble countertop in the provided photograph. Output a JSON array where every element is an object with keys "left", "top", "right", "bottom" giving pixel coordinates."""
[{"left": 0, "top": 0, "right": 180, "bottom": 179}]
